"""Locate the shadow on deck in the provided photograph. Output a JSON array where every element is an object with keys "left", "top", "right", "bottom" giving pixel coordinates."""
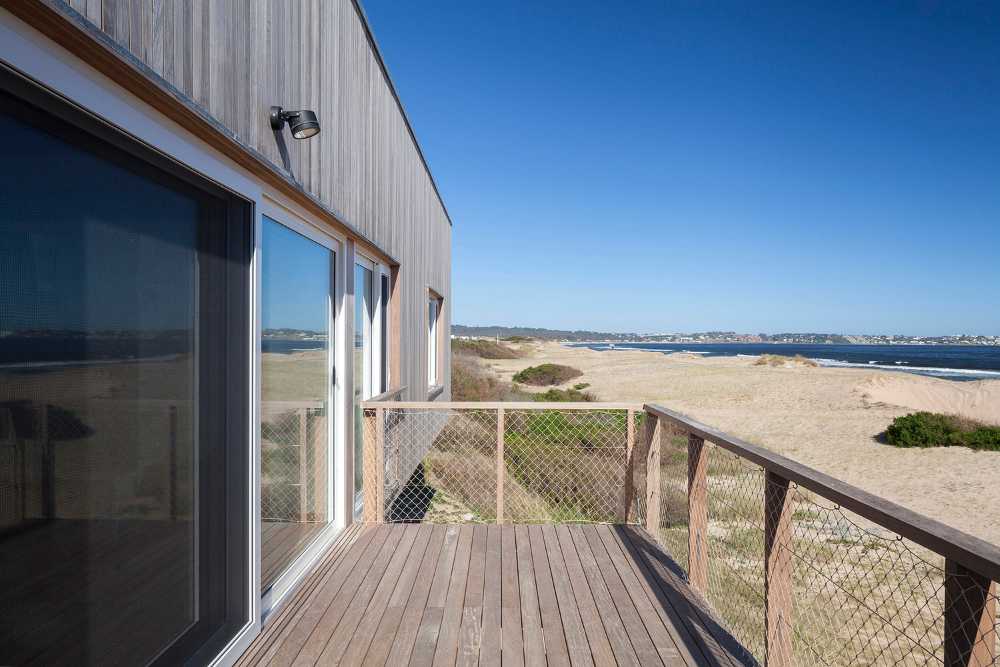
[{"left": 238, "top": 523, "right": 753, "bottom": 666}]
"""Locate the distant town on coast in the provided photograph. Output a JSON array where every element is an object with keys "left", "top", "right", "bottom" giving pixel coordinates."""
[{"left": 452, "top": 324, "right": 1000, "bottom": 346}]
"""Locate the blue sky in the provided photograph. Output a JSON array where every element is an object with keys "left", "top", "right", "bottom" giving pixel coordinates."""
[
  {"left": 262, "top": 218, "right": 330, "bottom": 332},
  {"left": 364, "top": 1, "right": 1000, "bottom": 336}
]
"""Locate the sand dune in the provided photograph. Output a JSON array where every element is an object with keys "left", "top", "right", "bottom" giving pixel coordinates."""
[
  {"left": 489, "top": 342, "right": 1000, "bottom": 546},
  {"left": 858, "top": 374, "right": 1000, "bottom": 425}
]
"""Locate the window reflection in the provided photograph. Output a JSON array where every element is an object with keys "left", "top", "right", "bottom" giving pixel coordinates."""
[
  {"left": 0, "top": 95, "right": 235, "bottom": 664},
  {"left": 260, "top": 219, "right": 332, "bottom": 593}
]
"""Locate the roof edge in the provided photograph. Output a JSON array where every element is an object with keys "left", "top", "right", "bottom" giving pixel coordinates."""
[{"left": 350, "top": 0, "right": 454, "bottom": 228}]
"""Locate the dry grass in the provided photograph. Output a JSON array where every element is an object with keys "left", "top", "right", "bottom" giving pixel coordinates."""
[
  {"left": 451, "top": 355, "right": 517, "bottom": 401},
  {"left": 754, "top": 353, "right": 819, "bottom": 368},
  {"left": 452, "top": 338, "right": 524, "bottom": 359}
]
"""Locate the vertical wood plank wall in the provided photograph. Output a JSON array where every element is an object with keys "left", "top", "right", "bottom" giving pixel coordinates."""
[{"left": 57, "top": 0, "right": 452, "bottom": 400}]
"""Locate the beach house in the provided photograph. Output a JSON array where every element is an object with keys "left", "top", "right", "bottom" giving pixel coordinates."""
[
  {"left": 0, "top": 1, "right": 449, "bottom": 663},
  {"left": 2, "top": 2, "right": 998, "bottom": 667}
]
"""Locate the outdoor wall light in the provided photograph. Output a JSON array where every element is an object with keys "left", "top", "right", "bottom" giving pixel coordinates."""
[{"left": 269, "top": 106, "right": 321, "bottom": 139}]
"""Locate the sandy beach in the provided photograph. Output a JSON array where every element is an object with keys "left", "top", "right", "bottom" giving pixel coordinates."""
[{"left": 487, "top": 341, "right": 1000, "bottom": 546}]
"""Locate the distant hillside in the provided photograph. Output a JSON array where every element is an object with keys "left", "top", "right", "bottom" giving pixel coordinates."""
[
  {"left": 452, "top": 325, "right": 1000, "bottom": 346},
  {"left": 452, "top": 324, "right": 640, "bottom": 342}
]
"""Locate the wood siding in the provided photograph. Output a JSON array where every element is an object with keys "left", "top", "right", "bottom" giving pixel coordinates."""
[{"left": 52, "top": 0, "right": 452, "bottom": 400}]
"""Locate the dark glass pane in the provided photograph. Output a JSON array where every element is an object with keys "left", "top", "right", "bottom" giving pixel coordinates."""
[{"left": 0, "top": 85, "right": 246, "bottom": 665}]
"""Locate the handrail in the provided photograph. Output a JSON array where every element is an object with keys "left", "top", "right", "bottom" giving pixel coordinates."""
[
  {"left": 427, "top": 385, "right": 445, "bottom": 401},
  {"left": 644, "top": 402, "right": 1000, "bottom": 587},
  {"left": 363, "top": 386, "right": 407, "bottom": 405},
  {"left": 360, "top": 400, "right": 642, "bottom": 410},
  {"left": 261, "top": 399, "right": 326, "bottom": 410}
]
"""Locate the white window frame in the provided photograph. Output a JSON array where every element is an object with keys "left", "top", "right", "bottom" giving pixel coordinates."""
[
  {"left": 375, "top": 266, "right": 392, "bottom": 394},
  {"left": 428, "top": 294, "right": 441, "bottom": 387},
  {"left": 354, "top": 255, "right": 376, "bottom": 399}
]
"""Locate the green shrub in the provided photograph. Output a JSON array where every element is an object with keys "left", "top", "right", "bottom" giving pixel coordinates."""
[
  {"left": 452, "top": 338, "right": 522, "bottom": 359},
  {"left": 532, "top": 388, "right": 595, "bottom": 402},
  {"left": 885, "top": 412, "right": 1000, "bottom": 451},
  {"left": 512, "top": 363, "right": 583, "bottom": 386},
  {"left": 573, "top": 382, "right": 590, "bottom": 390}
]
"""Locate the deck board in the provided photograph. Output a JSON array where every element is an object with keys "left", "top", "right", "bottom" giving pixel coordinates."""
[
  {"left": 238, "top": 524, "right": 752, "bottom": 666},
  {"left": 456, "top": 524, "right": 487, "bottom": 667}
]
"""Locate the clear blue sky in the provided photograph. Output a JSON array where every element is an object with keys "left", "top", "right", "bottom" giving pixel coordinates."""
[
  {"left": 364, "top": 1, "right": 1000, "bottom": 336},
  {"left": 262, "top": 218, "right": 330, "bottom": 332}
]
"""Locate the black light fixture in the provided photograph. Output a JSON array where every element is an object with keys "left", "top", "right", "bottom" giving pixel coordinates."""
[{"left": 269, "top": 106, "right": 321, "bottom": 139}]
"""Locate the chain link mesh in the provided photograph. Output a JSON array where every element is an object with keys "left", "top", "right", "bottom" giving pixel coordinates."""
[
  {"left": 261, "top": 401, "right": 327, "bottom": 524},
  {"left": 362, "top": 406, "right": 643, "bottom": 525},
  {"left": 656, "top": 439, "right": 999, "bottom": 666}
]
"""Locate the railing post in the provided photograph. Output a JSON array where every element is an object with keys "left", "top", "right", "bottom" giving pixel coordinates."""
[
  {"left": 362, "top": 409, "right": 377, "bottom": 523},
  {"left": 688, "top": 433, "right": 708, "bottom": 594},
  {"left": 39, "top": 403, "right": 52, "bottom": 520},
  {"left": 644, "top": 413, "right": 662, "bottom": 538},
  {"left": 168, "top": 405, "right": 177, "bottom": 521},
  {"left": 299, "top": 408, "right": 309, "bottom": 521},
  {"left": 620, "top": 408, "right": 636, "bottom": 523},
  {"left": 944, "top": 559, "right": 997, "bottom": 667},
  {"left": 764, "top": 471, "right": 794, "bottom": 667},
  {"left": 496, "top": 407, "right": 505, "bottom": 524},
  {"left": 375, "top": 407, "right": 386, "bottom": 523}
]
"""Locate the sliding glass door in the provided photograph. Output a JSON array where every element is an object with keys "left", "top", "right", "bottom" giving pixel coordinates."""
[
  {"left": 260, "top": 217, "right": 335, "bottom": 594},
  {"left": 0, "top": 73, "right": 249, "bottom": 666},
  {"left": 353, "top": 259, "right": 391, "bottom": 516}
]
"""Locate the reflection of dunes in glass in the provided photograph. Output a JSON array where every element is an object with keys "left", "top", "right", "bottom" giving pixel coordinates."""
[
  {"left": 259, "top": 399, "right": 330, "bottom": 592},
  {"left": 0, "top": 359, "right": 195, "bottom": 526},
  {"left": 261, "top": 402, "right": 328, "bottom": 523},
  {"left": 0, "top": 358, "right": 197, "bottom": 663}
]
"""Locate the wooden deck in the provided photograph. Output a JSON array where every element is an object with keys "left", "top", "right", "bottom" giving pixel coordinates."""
[{"left": 238, "top": 523, "right": 750, "bottom": 666}]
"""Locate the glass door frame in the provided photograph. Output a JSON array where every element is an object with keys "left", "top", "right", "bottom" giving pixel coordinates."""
[
  {"left": 256, "top": 197, "right": 347, "bottom": 618},
  {"left": 352, "top": 253, "right": 391, "bottom": 520}
]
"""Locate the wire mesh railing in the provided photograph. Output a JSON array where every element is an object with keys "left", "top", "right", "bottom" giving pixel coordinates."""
[
  {"left": 359, "top": 400, "right": 999, "bottom": 665},
  {"left": 261, "top": 400, "right": 327, "bottom": 524},
  {"left": 644, "top": 403, "right": 999, "bottom": 667},
  {"left": 360, "top": 402, "right": 643, "bottom": 525}
]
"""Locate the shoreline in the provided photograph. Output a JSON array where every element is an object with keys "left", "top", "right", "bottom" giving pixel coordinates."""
[{"left": 565, "top": 341, "right": 1000, "bottom": 381}]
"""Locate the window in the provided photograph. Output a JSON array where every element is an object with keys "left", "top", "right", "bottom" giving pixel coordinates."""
[
  {"left": 353, "top": 261, "right": 374, "bottom": 508},
  {"left": 0, "top": 70, "right": 250, "bottom": 666},
  {"left": 379, "top": 272, "right": 390, "bottom": 392},
  {"left": 428, "top": 294, "right": 442, "bottom": 386}
]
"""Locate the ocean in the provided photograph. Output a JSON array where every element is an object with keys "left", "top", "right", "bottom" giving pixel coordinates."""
[
  {"left": 262, "top": 339, "right": 326, "bottom": 354},
  {"left": 0, "top": 336, "right": 326, "bottom": 370},
  {"left": 568, "top": 342, "right": 1000, "bottom": 381}
]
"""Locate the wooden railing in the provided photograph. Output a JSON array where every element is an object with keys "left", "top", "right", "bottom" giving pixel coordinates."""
[
  {"left": 360, "top": 400, "right": 1000, "bottom": 666},
  {"left": 643, "top": 403, "right": 1000, "bottom": 667}
]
